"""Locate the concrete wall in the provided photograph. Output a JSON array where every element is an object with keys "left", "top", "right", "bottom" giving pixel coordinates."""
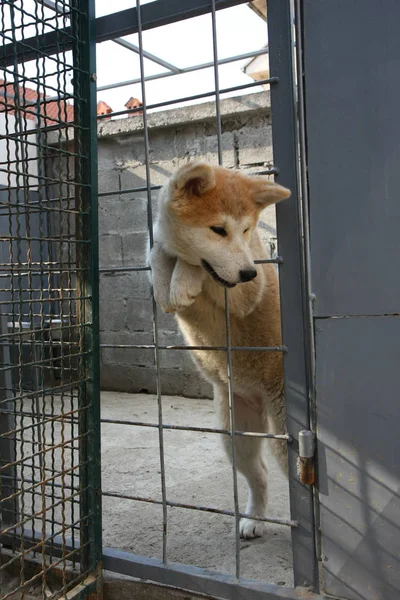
[{"left": 97, "top": 91, "right": 277, "bottom": 398}]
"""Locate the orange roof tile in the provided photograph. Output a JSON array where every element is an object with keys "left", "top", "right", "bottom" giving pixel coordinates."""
[
  {"left": 125, "top": 97, "right": 143, "bottom": 115},
  {"left": 97, "top": 100, "right": 113, "bottom": 120},
  {"left": 0, "top": 79, "right": 74, "bottom": 126}
]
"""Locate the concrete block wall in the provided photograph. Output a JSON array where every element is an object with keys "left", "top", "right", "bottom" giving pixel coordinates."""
[{"left": 97, "top": 91, "right": 276, "bottom": 398}]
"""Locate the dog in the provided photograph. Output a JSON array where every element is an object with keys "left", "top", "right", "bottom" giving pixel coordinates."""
[{"left": 148, "top": 161, "right": 291, "bottom": 539}]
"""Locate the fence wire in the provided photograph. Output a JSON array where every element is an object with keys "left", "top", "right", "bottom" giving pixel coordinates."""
[
  {"left": 0, "top": 1, "right": 100, "bottom": 599},
  {"left": 97, "top": 0, "right": 294, "bottom": 585}
]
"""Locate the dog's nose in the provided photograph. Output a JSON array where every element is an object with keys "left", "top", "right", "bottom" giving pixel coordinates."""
[{"left": 239, "top": 268, "right": 257, "bottom": 283}]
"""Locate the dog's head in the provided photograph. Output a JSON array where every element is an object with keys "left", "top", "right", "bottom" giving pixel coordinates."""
[{"left": 163, "top": 161, "right": 291, "bottom": 288}]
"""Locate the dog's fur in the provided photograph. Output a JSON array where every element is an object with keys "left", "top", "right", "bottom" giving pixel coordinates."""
[{"left": 148, "top": 161, "right": 291, "bottom": 539}]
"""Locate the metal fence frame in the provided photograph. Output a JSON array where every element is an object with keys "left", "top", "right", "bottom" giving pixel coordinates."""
[{"left": 0, "top": 0, "right": 101, "bottom": 598}]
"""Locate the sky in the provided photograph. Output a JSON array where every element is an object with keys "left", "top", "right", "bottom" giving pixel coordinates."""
[
  {"left": 94, "top": 0, "right": 269, "bottom": 114},
  {"left": 1, "top": 0, "right": 269, "bottom": 116}
]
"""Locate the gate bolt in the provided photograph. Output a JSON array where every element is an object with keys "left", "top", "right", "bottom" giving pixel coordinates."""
[{"left": 298, "top": 430, "right": 315, "bottom": 486}]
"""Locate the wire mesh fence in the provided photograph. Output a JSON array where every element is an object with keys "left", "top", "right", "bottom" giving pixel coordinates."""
[{"left": 0, "top": 1, "right": 101, "bottom": 599}]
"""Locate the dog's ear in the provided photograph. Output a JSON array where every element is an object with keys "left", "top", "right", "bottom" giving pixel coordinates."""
[
  {"left": 250, "top": 177, "right": 291, "bottom": 208},
  {"left": 173, "top": 161, "right": 216, "bottom": 197}
]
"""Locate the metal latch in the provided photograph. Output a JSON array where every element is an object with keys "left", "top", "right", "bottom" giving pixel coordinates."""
[{"left": 298, "top": 430, "right": 315, "bottom": 485}]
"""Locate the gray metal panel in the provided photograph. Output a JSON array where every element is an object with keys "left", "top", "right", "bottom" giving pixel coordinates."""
[
  {"left": 268, "top": 0, "right": 318, "bottom": 589},
  {"left": 302, "top": 0, "right": 400, "bottom": 317},
  {"left": 316, "top": 316, "right": 400, "bottom": 600}
]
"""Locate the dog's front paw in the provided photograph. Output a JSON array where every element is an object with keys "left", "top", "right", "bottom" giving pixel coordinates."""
[
  {"left": 148, "top": 243, "right": 178, "bottom": 313},
  {"left": 240, "top": 517, "right": 267, "bottom": 539},
  {"left": 153, "top": 289, "right": 182, "bottom": 314},
  {"left": 169, "top": 281, "right": 199, "bottom": 312},
  {"left": 152, "top": 287, "right": 175, "bottom": 314},
  {"left": 168, "top": 261, "right": 205, "bottom": 313},
  {"left": 158, "top": 302, "right": 179, "bottom": 314}
]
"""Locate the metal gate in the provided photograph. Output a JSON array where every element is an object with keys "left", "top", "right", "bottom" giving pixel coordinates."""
[
  {"left": 94, "top": 0, "right": 320, "bottom": 599},
  {"left": 91, "top": 1, "right": 400, "bottom": 599},
  {"left": 0, "top": 1, "right": 101, "bottom": 598}
]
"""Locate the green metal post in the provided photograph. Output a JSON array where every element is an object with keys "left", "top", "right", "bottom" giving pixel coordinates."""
[{"left": 71, "top": 0, "right": 102, "bottom": 591}]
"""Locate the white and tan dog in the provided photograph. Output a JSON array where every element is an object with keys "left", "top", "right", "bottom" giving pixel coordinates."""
[{"left": 148, "top": 161, "right": 291, "bottom": 539}]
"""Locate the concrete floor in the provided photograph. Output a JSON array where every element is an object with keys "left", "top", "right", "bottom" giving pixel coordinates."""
[{"left": 101, "top": 391, "right": 293, "bottom": 586}]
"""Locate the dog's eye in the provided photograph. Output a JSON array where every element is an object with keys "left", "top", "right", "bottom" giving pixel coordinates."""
[
  {"left": 210, "top": 226, "right": 227, "bottom": 237},
  {"left": 243, "top": 228, "right": 249, "bottom": 234}
]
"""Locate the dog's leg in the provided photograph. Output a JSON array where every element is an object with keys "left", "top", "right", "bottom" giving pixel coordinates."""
[
  {"left": 266, "top": 394, "right": 288, "bottom": 477},
  {"left": 214, "top": 384, "right": 269, "bottom": 539},
  {"left": 169, "top": 258, "right": 205, "bottom": 312},
  {"left": 149, "top": 243, "right": 205, "bottom": 313},
  {"left": 148, "top": 242, "right": 177, "bottom": 313}
]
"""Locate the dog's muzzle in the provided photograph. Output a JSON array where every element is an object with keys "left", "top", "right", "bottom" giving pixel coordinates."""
[
  {"left": 201, "top": 260, "right": 236, "bottom": 288},
  {"left": 239, "top": 268, "right": 257, "bottom": 282}
]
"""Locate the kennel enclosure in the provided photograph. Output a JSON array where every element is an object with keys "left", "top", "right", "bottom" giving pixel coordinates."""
[{"left": 1, "top": 1, "right": 400, "bottom": 600}]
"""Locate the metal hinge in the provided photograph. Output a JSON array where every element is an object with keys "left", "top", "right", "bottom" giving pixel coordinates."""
[{"left": 298, "top": 430, "right": 315, "bottom": 485}]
